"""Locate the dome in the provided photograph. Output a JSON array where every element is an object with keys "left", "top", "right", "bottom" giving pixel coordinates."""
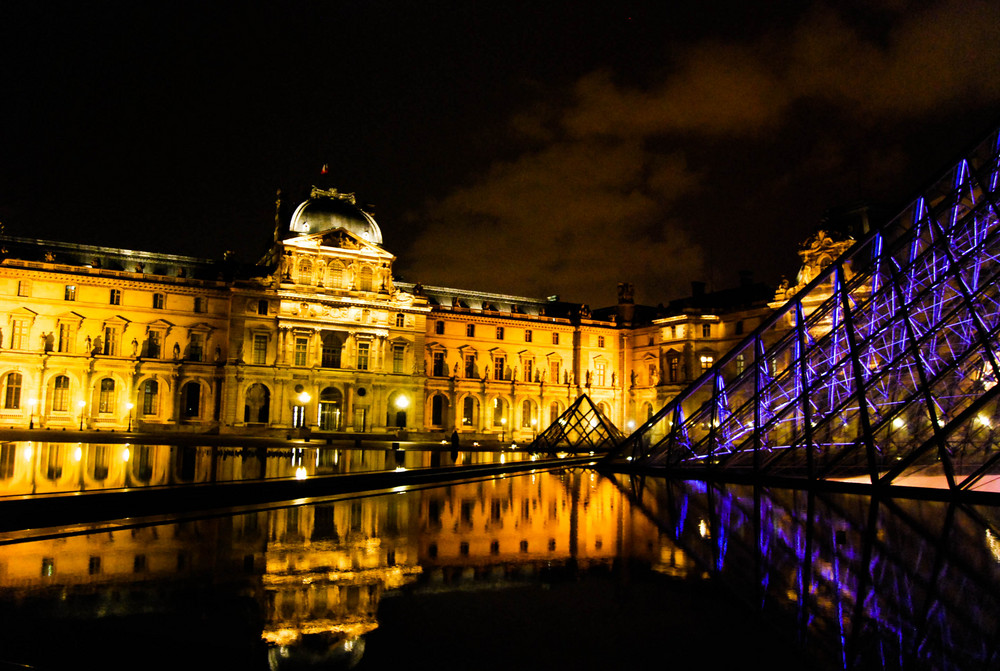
[{"left": 287, "top": 188, "right": 383, "bottom": 245}]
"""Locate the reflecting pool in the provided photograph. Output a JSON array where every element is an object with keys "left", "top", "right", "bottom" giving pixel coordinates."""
[{"left": 1, "top": 469, "right": 997, "bottom": 670}]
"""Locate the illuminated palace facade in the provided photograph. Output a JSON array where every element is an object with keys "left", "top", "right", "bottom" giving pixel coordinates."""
[{"left": 0, "top": 187, "right": 783, "bottom": 440}]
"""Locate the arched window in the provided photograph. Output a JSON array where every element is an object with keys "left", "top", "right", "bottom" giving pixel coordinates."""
[
  {"left": 244, "top": 384, "right": 270, "bottom": 424},
  {"left": 358, "top": 266, "right": 373, "bottom": 292},
  {"left": 431, "top": 395, "right": 444, "bottom": 426},
  {"left": 182, "top": 382, "right": 200, "bottom": 418},
  {"left": 298, "top": 259, "right": 313, "bottom": 285},
  {"left": 549, "top": 401, "right": 562, "bottom": 424},
  {"left": 521, "top": 399, "right": 534, "bottom": 428},
  {"left": 51, "top": 375, "right": 70, "bottom": 412},
  {"left": 141, "top": 380, "right": 158, "bottom": 416},
  {"left": 98, "top": 378, "right": 116, "bottom": 414},
  {"left": 3, "top": 372, "right": 22, "bottom": 410},
  {"left": 492, "top": 398, "right": 506, "bottom": 427},
  {"left": 463, "top": 396, "right": 477, "bottom": 427},
  {"left": 328, "top": 265, "right": 343, "bottom": 289}
]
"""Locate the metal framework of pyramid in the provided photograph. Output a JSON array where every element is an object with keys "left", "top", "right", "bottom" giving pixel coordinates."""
[
  {"left": 530, "top": 394, "right": 626, "bottom": 453},
  {"left": 612, "top": 127, "right": 1000, "bottom": 494}
]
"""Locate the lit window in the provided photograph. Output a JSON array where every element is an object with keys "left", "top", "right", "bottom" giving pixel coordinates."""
[
  {"left": 700, "top": 355, "right": 714, "bottom": 372},
  {"left": 64, "top": 285, "right": 76, "bottom": 301},
  {"left": 736, "top": 353, "right": 746, "bottom": 375},
  {"left": 109, "top": 289, "right": 121, "bottom": 305},
  {"left": 492, "top": 398, "right": 505, "bottom": 426},
  {"left": 152, "top": 293, "right": 164, "bottom": 309},
  {"left": 552, "top": 332, "right": 559, "bottom": 345},
  {"left": 357, "top": 342, "right": 370, "bottom": 370},
  {"left": 466, "top": 323, "right": 475, "bottom": 337},
  {"left": 435, "top": 320, "right": 445, "bottom": 335},
  {"left": 294, "top": 337, "right": 308, "bottom": 366},
  {"left": 496, "top": 326, "right": 504, "bottom": 340},
  {"left": 524, "top": 329, "right": 532, "bottom": 343}
]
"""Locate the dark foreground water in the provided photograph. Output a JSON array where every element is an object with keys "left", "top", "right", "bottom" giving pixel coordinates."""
[{"left": 1, "top": 469, "right": 998, "bottom": 670}]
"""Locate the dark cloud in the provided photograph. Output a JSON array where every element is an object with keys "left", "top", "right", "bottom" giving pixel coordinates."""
[{"left": 398, "top": 0, "right": 1000, "bottom": 306}]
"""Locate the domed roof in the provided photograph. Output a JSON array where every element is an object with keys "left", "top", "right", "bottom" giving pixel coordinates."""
[{"left": 287, "top": 187, "right": 383, "bottom": 245}]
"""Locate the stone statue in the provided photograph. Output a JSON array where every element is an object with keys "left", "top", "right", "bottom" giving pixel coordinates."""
[{"left": 131, "top": 338, "right": 139, "bottom": 356}]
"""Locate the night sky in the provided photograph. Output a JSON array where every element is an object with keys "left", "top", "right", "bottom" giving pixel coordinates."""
[{"left": 2, "top": 1, "right": 998, "bottom": 307}]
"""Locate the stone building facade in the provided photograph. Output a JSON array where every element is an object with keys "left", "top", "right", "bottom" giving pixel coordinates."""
[{"left": 0, "top": 187, "right": 781, "bottom": 441}]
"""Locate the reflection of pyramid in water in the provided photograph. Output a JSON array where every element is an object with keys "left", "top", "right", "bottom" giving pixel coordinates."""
[
  {"left": 531, "top": 395, "right": 626, "bottom": 453},
  {"left": 613, "top": 128, "right": 1000, "bottom": 494}
]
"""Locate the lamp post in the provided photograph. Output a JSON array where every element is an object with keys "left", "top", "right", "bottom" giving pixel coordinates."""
[
  {"left": 126, "top": 402, "right": 134, "bottom": 432},
  {"left": 77, "top": 399, "right": 86, "bottom": 431},
  {"left": 28, "top": 398, "right": 36, "bottom": 429}
]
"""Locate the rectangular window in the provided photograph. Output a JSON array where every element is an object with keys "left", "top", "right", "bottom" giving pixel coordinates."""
[
  {"left": 435, "top": 321, "right": 445, "bottom": 335},
  {"left": 321, "top": 342, "right": 341, "bottom": 368},
  {"left": 466, "top": 323, "right": 475, "bottom": 337},
  {"left": 493, "top": 356, "right": 505, "bottom": 381},
  {"left": 294, "top": 337, "right": 308, "bottom": 366},
  {"left": 669, "top": 358, "right": 679, "bottom": 383},
  {"left": 523, "top": 359, "right": 533, "bottom": 382},
  {"left": 57, "top": 323, "right": 74, "bottom": 353},
  {"left": 257, "top": 299, "right": 268, "bottom": 315},
  {"left": 594, "top": 361, "right": 606, "bottom": 386},
  {"left": 550, "top": 360, "right": 560, "bottom": 384},
  {"left": 395, "top": 313, "right": 405, "bottom": 328},
  {"left": 357, "top": 342, "right": 370, "bottom": 370},
  {"left": 194, "top": 297, "right": 207, "bottom": 313},
  {"left": 11, "top": 319, "right": 29, "bottom": 350},
  {"left": 52, "top": 376, "right": 69, "bottom": 412},
  {"left": 597, "top": 335, "right": 605, "bottom": 348},
  {"left": 109, "top": 289, "right": 121, "bottom": 305},
  {"left": 189, "top": 333, "right": 204, "bottom": 362},
  {"left": 702, "top": 324, "right": 711, "bottom": 338},
  {"left": 496, "top": 326, "right": 504, "bottom": 340},
  {"left": 736, "top": 353, "right": 746, "bottom": 376},
  {"left": 17, "top": 280, "right": 30, "bottom": 297},
  {"left": 153, "top": 293, "right": 164, "bottom": 309},
  {"left": 700, "top": 355, "right": 714, "bottom": 372},
  {"left": 252, "top": 334, "right": 267, "bottom": 365},
  {"left": 147, "top": 331, "right": 161, "bottom": 359},
  {"left": 392, "top": 344, "right": 405, "bottom": 373},
  {"left": 0, "top": 443, "right": 14, "bottom": 479},
  {"left": 465, "top": 354, "right": 475, "bottom": 378},
  {"left": 99, "top": 379, "right": 115, "bottom": 414},
  {"left": 524, "top": 329, "right": 532, "bottom": 343},
  {"left": 102, "top": 326, "right": 118, "bottom": 356},
  {"left": 64, "top": 285, "right": 76, "bottom": 301},
  {"left": 432, "top": 351, "right": 447, "bottom": 377},
  {"left": 552, "top": 332, "right": 559, "bottom": 345}
]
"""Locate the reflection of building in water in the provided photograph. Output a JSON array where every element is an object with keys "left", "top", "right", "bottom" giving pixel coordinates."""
[
  {"left": 262, "top": 495, "right": 422, "bottom": 648},
  {"left": 0, "top": 185, "right": 786, "bottom": 441}
]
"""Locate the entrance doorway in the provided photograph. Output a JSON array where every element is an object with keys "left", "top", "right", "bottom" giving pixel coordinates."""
[{"left": 318, "top": 387, "right": 343, "bottom": 430}]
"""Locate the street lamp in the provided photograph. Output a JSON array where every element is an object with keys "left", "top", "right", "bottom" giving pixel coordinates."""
[
  {"left": 126, "top": 402, "right": 134, "bottom": 432},
  {"left": 77, "top": 399, "right": 86, "bottom": 431},
  {"left": 28, "top": 398, "right": 36, "bottom": 429},
  {"left": 296, "top": 391, "right": 311, "bottom": 429}
]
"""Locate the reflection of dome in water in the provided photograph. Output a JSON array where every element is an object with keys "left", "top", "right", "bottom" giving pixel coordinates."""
[
  {"left": 268, "top": 634, "right": 366, "bottom": 670},
  {"left": 288, "top": 188, "right": 383, "bottom": 245}
]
